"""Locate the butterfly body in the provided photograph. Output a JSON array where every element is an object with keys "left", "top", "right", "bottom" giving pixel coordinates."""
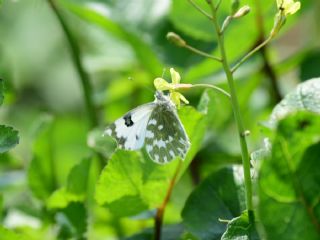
[{"left": 104, "top": 91, "right": 190, "bottom": 164}]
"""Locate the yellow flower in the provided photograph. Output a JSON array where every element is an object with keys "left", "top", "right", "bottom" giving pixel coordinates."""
[
  {"left": 271, "top": 0, "right": 300, "bottom": 37},
  {"left": 277, "top": 0, "right": 301, "bottom": 16},
  {"left": 154, "top": 68, "right": 189, "bottom": 108}
]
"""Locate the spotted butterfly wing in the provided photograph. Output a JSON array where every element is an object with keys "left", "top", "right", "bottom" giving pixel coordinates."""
[
  {"left": 144, "top": 99, "right": 190, "bottom": 164},
  {"left": 104, "top": 103, "right": 154, "bottom": 150},
  {"left": 104, "top": 91, "right": 190, "bottom": 164}
]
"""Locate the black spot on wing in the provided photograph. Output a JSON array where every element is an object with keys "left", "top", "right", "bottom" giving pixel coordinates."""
[{"left": 123, "top": 113, "right": 134, "bottom": 127}]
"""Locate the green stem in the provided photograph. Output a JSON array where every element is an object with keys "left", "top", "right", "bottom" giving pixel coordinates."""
[
  {"left": 191, "top": 84, "right": 231, "bottom": 99},
  {"left": 231, "top": 35, "right": 273, "bottom": 73},
  {"left": 208, "top": 2, "right": 254, "bottom": 221},
  {"left": 47, "top": 0, "right": 98, "bottom": 128},
  {"left": 187, "top": 0, "right": 212, "bottom": 20},
  {"left": 185, "top": 44, "right": 221, "bottom": 62}
]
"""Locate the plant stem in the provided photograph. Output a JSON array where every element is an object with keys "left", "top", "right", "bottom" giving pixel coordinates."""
[
  {"left": 185, "top": 44, "right": 222, "bottom": 62},
  {"left": 208, "top": 2, "right": 254, "bottom": 222},
  {"left": 191, "top": 84, "right": 231, "bottom": 99},
  {"left": 231, "top": 35, "right": 273, "bottom": 73},
  {"left": 154, "top": 160, "right": 183, "bottom": 240},
  {"left": 47, "top": 0, "right": 98, "bottom": 128},
  {"left": 187, "top": 0, "right": 212, "bottom": 20}
]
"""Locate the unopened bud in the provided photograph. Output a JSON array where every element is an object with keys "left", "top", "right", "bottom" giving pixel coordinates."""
[
  {"left": 233, "top": 5, "right": 250, "bottom": 18},
  {"left": 270, "top": 12, "right": 286, "bottom": 37},
  {"left": 166, "top": 32, "right": 186, "bottom": 47}
]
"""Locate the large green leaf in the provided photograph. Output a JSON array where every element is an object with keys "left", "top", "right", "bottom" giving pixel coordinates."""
[
  {"left": 56, "top": 202, "right": 87, "bottom": 240},
  {"left": 258, "top": 112, "right": 320, "bottom": 240},
  {"left": 95, "top": 106, "right": 208, "bottom": 217},
  {"left": 182, "top": 168, "right": 241, "bottom": 240},
  {"left": 0, "top": 125, "right": 19, "bottom": 154},
  {"left": 269, "top": 78, "right": 320, "bottom": 127}
]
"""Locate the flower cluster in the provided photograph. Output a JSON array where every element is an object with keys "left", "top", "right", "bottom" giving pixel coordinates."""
[{"left": 154, "top": 68, "right": 190, "bottom": 108}]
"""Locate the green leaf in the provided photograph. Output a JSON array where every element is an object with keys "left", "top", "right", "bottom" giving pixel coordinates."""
[
  {"left": 66, "top": 158, "right": 90, "bottom": 196},
  {"left": 170, "top": 0, "right": 217, "bottom": 41},
  {"left": 27, "top": 117, "right": 56, "bottom": 201},
  {"left": 0, "top": 125, "right": 19, "bottom": 154},
  {"left": 56, "top": 202, "right": 87, "bottom": 240},
  {"left": 221, "top": 211, "right": 259, "bottom": 240},
  {"left": 258, "top": 112, "right": 320, "bottom": 240},
  {"left": 125, "top": 224, "right": 184, "bottom": 240},
  {"left": 47, "top": 158, "right": 91, "bottom": 209},
  {"left": 95, "top": 150, "right": 171, "bottom": 217},
  {"left": 96, "top": 106, "right": 208, "bottom": 217},
  {"left": 269, "top": 78, "right": 320, "bottom": 127},
  {"left": 299, "top": 51, "right": 320, "bottom": 81},
  {"left": 0, "top": 226, "right": 21, "bottom": 240},
  {"left": 182, "top": 168, "right": 241, "bottom": 240}
]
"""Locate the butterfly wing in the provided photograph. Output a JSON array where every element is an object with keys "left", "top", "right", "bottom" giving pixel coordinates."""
[
  {"left": 104, "top": 103, "right": 155, "bottom": 150},
  {"left": 144, "top": 102, "right": 190, "bottom": 164}
]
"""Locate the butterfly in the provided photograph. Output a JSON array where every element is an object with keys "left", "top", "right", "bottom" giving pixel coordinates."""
[{"left": 104, "top": 91, "right": 190, "bottom": 164}]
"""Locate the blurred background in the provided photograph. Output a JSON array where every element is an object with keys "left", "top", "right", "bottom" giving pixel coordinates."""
[{"left": 0, "top": 0, "right": 319, "bottom": 239}]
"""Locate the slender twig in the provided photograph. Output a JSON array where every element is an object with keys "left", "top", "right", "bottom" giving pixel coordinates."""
[
  {"left": 154, "top": 160, "right": 183, "bottom": 240},
  {"left": 47, "top": 0, "right": 98, "bottom": 128},
  {"left": 188, "top": 0, "right": 212, "bottom": 20},
  {"left": 231, "top": 35, "right": 273, "bottom": 73},
  {"left": 215, "top": 0, "right": 222, "bottom": 11},
  {"left": 185, "top": 44, "right": 222, "bottom": 62},
  {"left": 191, "top": 84, "right": 231, "bottom": 99},
  {"left": 207, "top": 2, "right": 254, "bottom": 223},
  {"left": 47, "top": 0, "right": 106, "bottom": 169}
]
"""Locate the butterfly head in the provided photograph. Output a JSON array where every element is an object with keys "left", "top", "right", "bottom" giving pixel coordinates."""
[{"left": 155, "top": 90, "right": 169, "bottom": 102}]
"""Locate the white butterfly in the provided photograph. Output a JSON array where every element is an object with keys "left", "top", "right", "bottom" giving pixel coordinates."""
[{"left": 104, "top": 91, "right": 190, "bottom": 164}]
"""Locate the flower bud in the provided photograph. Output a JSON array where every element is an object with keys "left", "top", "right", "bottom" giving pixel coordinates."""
[
  {"left": 233, "top": 5, "right": 250, "bottom": 19},
  {"left": 270, "top": 12, "right": 286, "bottom": 37},
  {"left": 166, "top": 32, "right": 186, "bottom": 47}
]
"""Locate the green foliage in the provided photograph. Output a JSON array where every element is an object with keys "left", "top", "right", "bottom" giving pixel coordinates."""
[
  {"left": 258, "top": 112, "right": 320, "bottom": 240},
  {"left": 96, "top": 106, "right": 208, "bottom": 217},
  {"left": 1, "top": 0, "right": 319, "bottom": 239},
  {"left": 0, "top": 79, "right": 19, "bottom": 154},
  {"left": 27, "top": 116, "right": 56, "bottom": 200},
  {"left": 56, "top": 202, "right": 87, "bottom": 240},
  {"left": 269, "top": 78, "right": 320, "bottom": 127},
  {"left": 0, "top": 226, "right": 21, "bottom": 240},
  {"left": 47, "top": 158, "right": 91, "bottom": 209},
  {"left": 221, "top": 211, "right": 259, "bottom": 240},
  {"left": 0, "top": 125, "right": 19, "bottom": 154},
  {"left": 182, "top": 168, "right": 240, "bottom": 240},
  {"left": 170, "top": 0, "right": 217, "bottom": 41}
]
